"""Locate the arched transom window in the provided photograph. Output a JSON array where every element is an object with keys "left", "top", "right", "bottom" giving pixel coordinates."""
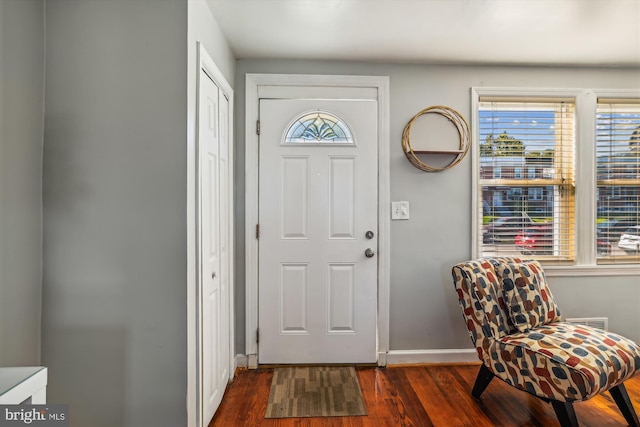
[{"left": 284, "top": 111, "right": 354, "bottom": 144}]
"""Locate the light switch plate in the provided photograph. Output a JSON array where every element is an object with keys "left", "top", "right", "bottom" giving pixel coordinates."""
[{"left": 391, "top": 201, "right": 410, "bottom": 220}]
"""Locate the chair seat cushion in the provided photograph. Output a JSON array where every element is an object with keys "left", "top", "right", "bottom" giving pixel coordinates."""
[{"left": 486, "top": 322, "right": 640, "bottom": 402}]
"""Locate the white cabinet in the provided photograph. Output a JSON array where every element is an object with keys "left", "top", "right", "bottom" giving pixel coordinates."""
[{"left": 0, "top": 366, "right": 47, "bottom": 404}]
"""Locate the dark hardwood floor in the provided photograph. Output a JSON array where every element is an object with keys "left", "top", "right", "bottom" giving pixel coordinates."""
[{"left": 209, "top": 364, "right": 640, "bottom": 426}]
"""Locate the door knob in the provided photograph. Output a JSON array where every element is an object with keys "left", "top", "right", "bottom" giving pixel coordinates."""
[
  {"left": 364, "top": 248, "right": 375, "bottom": 258},
  {"left": 365, "top": 230, "right": 374, "bottom": 239}
]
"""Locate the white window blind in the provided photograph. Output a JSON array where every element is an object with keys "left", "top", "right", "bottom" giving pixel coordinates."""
[
  {"left": 596, "top": 99, "right": 640, "bottom": 263},
  {"left": 477, "top": 98, "right": 575, "bottom": 263}
]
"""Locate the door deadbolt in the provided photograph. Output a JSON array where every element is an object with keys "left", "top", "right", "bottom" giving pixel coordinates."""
[{"left": 365, "top": 230, "right": 374, "bottom": 239}]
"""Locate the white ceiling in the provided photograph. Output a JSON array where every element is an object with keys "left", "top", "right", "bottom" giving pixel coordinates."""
[{"left": 206, "top": 0, "right": 640, "bottom": 67}]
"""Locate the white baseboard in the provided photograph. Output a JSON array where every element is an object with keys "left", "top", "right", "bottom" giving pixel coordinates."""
[
  {"left": 233, "top": 354, "right": 257, "bottom": 369},
  {"left": 235, "top": 354, "right": 248, "bottom": 369},
  {"left": 385, "top": 349, "right": 479, "bottom": 365},
  {"left": 235, "top": 349, "right": 479, "bottom": 368}
]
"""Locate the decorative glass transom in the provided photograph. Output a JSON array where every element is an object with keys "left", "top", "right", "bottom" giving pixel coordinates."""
[{"left": 284, "top": 111, "right": 354, "bottom": 144}]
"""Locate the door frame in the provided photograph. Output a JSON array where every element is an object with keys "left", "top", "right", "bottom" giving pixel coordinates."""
[
  {"left": 187, "top": 43, "right": 235, "bottom": 427},
  {"left": 244, "top": 74, "right": 390, "bottom": 367}
]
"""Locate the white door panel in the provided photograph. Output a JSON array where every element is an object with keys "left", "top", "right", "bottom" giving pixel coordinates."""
[
  {"left": 199, "top": 72, "right": 229, "bottom": 423},
  {"left": 258, "top": 99, "right": 378, "bottom": 364}
]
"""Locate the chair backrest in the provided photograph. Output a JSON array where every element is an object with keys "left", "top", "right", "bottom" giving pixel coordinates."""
[{"left": 451, "top": 257, "right": 522, "bottom": 360}]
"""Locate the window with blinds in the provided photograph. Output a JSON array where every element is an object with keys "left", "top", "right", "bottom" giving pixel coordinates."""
[
  {"left": 596, "top": 99, "right": 640, "bottom": 263},
  {"left": 477, "top": 98, "right": 575, "bottom": 263}
]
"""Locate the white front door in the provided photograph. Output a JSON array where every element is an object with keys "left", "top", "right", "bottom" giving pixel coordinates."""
[
  {"left": 258, "top": 98, "right": 378, "bottom": 364},
  {"left": 199, "top": 70, "right": 229, "bottom": 423}
]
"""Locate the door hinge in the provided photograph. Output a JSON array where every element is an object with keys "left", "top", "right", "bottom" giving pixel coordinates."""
[
  {"left": 256, "top": 120, "right": 260, "bottom": 135},
  {"left": 256, "top": 328, "right": 260, "bottom": 344},
  {"left": 256, "top": 224, "right": 260, "bottom": 239}
]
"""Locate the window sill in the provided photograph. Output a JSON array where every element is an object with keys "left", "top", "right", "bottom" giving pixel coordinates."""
[{"left": 543, "top": 264, "right": 640, "bottom": 277}]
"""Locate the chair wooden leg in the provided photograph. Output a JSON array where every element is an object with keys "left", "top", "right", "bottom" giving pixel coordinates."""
[
  {"left": 551, "top": 400, "right": 579, "bottom": 427},
  {"left": 471, "top": 364, "right": 494, "bottom": 398},
  {"left": 610, "top": 383, "right": 640, "bottom": 427}
]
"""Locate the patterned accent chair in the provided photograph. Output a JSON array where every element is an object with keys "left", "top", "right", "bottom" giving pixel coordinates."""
[{"left": 452, "top": 257, "right": 640, "bottom": 427}]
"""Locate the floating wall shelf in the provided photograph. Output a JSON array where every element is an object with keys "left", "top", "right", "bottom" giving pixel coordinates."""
[{"left": 402, "top": 105, "right": 470, "bottom": 172}]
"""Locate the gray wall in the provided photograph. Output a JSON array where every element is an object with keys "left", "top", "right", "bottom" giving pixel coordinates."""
[
  {"left": 234, "top": 60, "right": 640, "bottom": 354},
  {"left": 42, "top": 1, "right": 188, "bottom": 426},
  {"left": 0, "top": 0, "right": 45, "bottom": 366}
]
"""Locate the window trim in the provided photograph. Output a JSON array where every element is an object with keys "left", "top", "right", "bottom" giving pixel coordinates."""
[{"left": 471, "top": 87, "right": 640, "bottom": 276}]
